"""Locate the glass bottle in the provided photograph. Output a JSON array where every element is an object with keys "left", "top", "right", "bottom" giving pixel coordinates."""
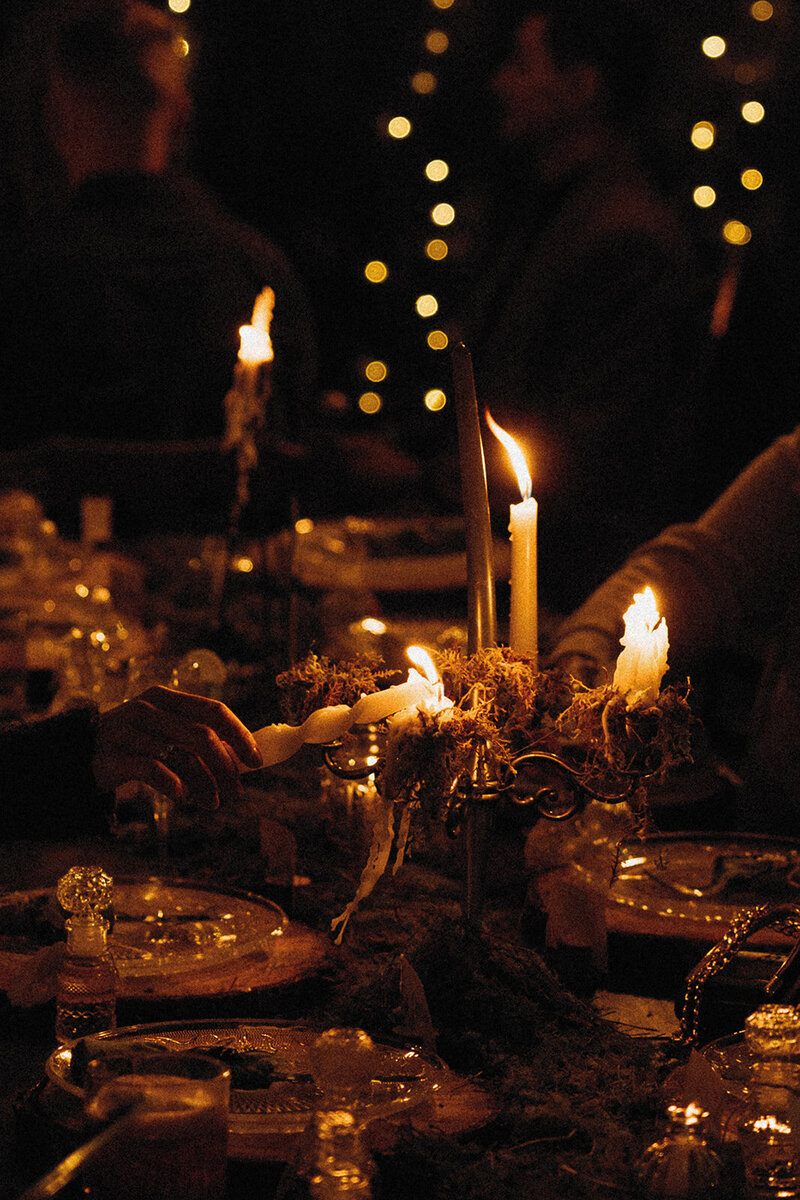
[
  {"left": 636, "top": 1102, "right": 721, "bottom": 1198},
  {"left": 737, "top": 1003, "right": 800, "bottom": 1198},
  {"left": 280, "top": 1028, "right": 377, "bottom": 1199},
  {"left": 55, "top": 865, "right": 116, "bottom": 1046}
]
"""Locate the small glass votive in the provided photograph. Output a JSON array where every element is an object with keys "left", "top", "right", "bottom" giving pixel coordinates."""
[{"left": 82, "top": 1052, "right": 230, "bottom": 1200}]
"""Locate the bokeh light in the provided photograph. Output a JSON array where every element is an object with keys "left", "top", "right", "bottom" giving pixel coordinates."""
[
  {"left": 425, "top": 30, "right": 449, "bottom": 53},
  {"left": 424, "top": 389, "right": 447, "bottom": 411},
  {"left": 358, "top": 392, "right": 383, "bottom": 414},
  {"left": 168, "top": 0, "right": 190, "bottom": 10},
  {"left": 388, "top": 116, "right": 412, "bottom": 139},
  {"left": 431, "top": 0, "right": 455, "bottom": 9},
  {"left": 751, "top": 1, "right": 773, "bottom": 19},
  {"left": 365, "top": 360, "right": 388, "bottom": 382},
  {"left": 693, "top": 185, "right": 717, "bottom": 208},
  {"left": 723, "top": 220, "right": 752, "bottom": 245},
  {"left": 426, "top": 238, "right": 449, "bottom": 260},
  {"left": 416, "top": 294, "right": 439, "bottom": 317},
  {"left": 173, "top": 37, "right": 190, "bottom": 57},
  {"left": 427, "top": 330, "right": 449, "bottom": 350},
  {"left": 741, "top": 168, "right": 763, "bottom": 190},
  {"left": 702, "top": 36, "right": 726, "bottom": 58},
  {"left": 742, "top": 100, "right": 765, "bottom": 123},
  {"left": 691, "top": 121, "right": 715, "bottom": 150},
  {"left": 431, "top": 202, "right": 455, "bottom": 226},
  {"left": 425, "top": 159, "right": 449, "bottom": 182},
  {"left": 411, "top": 71, "right": 437, "bottom": 95},
  {"left": 364, "top": 260, "right": 389, "bottom": 283}
]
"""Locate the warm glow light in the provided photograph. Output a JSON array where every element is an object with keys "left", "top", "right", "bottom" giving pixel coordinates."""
[
  {"left": 75, "top": 583, "right": 90, "bottom": 599},
  {"left": 431, "top": 202, "right": 455, "bottom": 226},
  {"left": 173, "top": 36, "right": 190, "bottom": 57},
  {"left": 693, "top": 185, "right": 717, "bottom": 208},
  {"left": 169, "top": 0, "right": 190, "bottom": 10},
  {"left": 238, "top": 324, "right": 272, "bottom": 365},
  {"left": 388, "top": 116, "right": 412, "bottom": 138},
  {"left": 425, "top": 159, "right": 449, "bottom": 182},
  {"left": 431, "top": 0, "right": 455, "bottom": 9},
  {"left": 365, "top": 360, "right": 387, "bottom": 382},
  {"left": 234, "top": 556, "right": 254, "bottom": 573},
  {"left": 361, "top": 618, "right": 388, "bottom": 635},
  {"left": 723, "top": 219, "right": 752, "bottom": 245},
  {"left": 407, "top": 644, "right": 440, "bottom": 685},
  {"left": 295, "top": 518, "right": 314, "bottom": 535},
  {"left": 411, "top": 70, "right": 437, "bottom": 94},
  {"left": 425, "top": 29, "right": 449, "bottom": 53},
  {"left": 741, "top": 168, "right": 763, "bottom": 190},
  {"left": 691, "top": 121, "right": 715, "bottom": 150},
  {"left": 485, "top": 409, "right": 532, "bottom": 500},
  {"left": 702, "top": 35, "right": 726, "bottom": 58},
  {"left": 364, "top": 260, "right": 389, "bottom": 283},
  {"left": 416, "top": 294, "right": 439, "bottom": 317},
  {"left": 358, "top": 392, "right": 383, "bottom": 414},
  {"left": 427, "top": 329, "right": 449, "bottom": 350},
  {"left": 742, "top": 100, "right": 765, "bottom": 123},
  {"left": 424, "top": 388, "right": 447, "bottom": 411},
  {"left": 426, "top": 238, "right": 449, "bottom": 260},
  {"left": 751, "top": 1, "right": 773, "bottom": 19}
]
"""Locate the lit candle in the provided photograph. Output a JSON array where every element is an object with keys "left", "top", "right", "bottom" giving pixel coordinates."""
[
  {"left": 613, "top": 587, "right": 669, "bottom": 703},
  {"left": 237, "top": 286, "right": 275, "bottom": 390},
  {"left": 485, "top": 411, "right": 537, "bottom": 661}
]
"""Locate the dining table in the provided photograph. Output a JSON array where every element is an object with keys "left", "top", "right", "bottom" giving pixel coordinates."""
[{"left": 0, "top": 736, "right": 773, "bottom": 1200}]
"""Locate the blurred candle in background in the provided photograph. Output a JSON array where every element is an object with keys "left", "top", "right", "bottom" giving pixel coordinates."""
[{"left": 485, "top": 410, "right": 537, "bottom": 662}]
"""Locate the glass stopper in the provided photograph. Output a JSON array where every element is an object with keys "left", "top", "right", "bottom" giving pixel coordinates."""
[{"left": 57, "top": 865, "right": 114, "bottom": 917}]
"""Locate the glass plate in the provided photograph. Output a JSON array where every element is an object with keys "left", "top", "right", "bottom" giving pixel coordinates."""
[
  {"left": 0, "top": 878, "right": 286, "bottom": 978},
  {"left": 571, "top": 832, "right": 800, "bottom": 932},
  {"left": 46, "top": 1019, "right": 456, "bottom": 1150}
]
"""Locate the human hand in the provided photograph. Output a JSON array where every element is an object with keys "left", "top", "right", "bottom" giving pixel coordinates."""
[{"left": 93, "top": 686, "right": 263, "bottom": 810}]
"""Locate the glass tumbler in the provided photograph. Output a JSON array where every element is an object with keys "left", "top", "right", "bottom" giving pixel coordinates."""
[{"left": 82, "top": 1052, "right": 230, "bottom": 1200}]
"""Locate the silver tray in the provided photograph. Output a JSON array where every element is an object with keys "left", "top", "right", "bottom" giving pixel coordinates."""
[
  {"left": 46, "top": 1019, "right": 463, "bottom": 1158},
  {"left": 0, "top": 878, "right": 286, "bottom": 979},
  {"left": 571, "top": 832, "right": 800, "bottom": 934}
]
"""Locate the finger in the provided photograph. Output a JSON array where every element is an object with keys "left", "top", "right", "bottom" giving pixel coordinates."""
[
  {"left": 164, "top": 746, "right": 229, "bottom": 811},
  {"left": 137, "top": 687, "right": 263, "bottom": 768},
  {"left": 92, "top": 752, "right": 185, "bottom": 801},
  {"left": 124, "top": 703, "right": 241, "bottom": 803}
]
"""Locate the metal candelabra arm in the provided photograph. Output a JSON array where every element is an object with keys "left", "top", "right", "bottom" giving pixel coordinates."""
[{"left": 508, "top": 749, "right": 643, "bottom": 821}]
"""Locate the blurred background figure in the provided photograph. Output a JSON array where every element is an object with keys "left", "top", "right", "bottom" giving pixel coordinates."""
[
  {"left": 0, "top": 0, "right": 318, "bottom": 540},
  {"left": 446, "top": 0, "right": 715, "bottom": 617}
]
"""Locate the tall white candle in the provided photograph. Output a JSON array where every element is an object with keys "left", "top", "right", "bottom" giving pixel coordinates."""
[{"left": 486, "top": 411, "right": 537, "bottom": 661}]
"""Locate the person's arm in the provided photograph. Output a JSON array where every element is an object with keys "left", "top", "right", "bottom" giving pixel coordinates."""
[
  {"left": 0, "top": 687, "right": 263, "bottom": 841},
  {"left": 551, "top": 425, "right": 800, "bottom": 682}
]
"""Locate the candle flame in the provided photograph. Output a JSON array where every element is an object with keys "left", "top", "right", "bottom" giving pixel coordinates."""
[
  {"left": 625, "top": 586, "right": 661, "bottom": 635},
  {"left": 407, "top": 644, "right": 440, "bottom": 685},
  {"left": 238, "top": 286, "right": 275, "bottom": 365},
  {"left": 485, "top": 409, "right": 532, "bottom": 500}
]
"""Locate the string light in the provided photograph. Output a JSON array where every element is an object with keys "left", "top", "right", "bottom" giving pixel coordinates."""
[
  {"left": 424, "top": 389, "right": 447, "bottom": 411},
  {"left": 741, "top": 168, "right": 763, "bottom": 190},
  {"left": 365, "top": 360, "right": 388, "bottom": 382},
  {"left": 427, "top": 330, "right": 449, "bottom": 350},
  {"left": 741, "top": 100, "right": 765, "bottom": 123},
  {"left": 426, "top": 238, "right": 448, "bottom": 260},
  {"left": 358, "top": 392, "right": 383, "bottom": 414},
  {"left": 411, "top": 71, "right": 437, "bottom": 95},
  {"left": 691, "top": 121, "right": 715, "bottom": 149},
  {"left": 431, "top": 202, "right": 455, "bottom": 226},
  {"left": 723, "top": 219, "right": 752, "bottom": 245},
  {"left": 425, "top": 159, "right": 449, "bottom": 181},
  {"left": 693, "top": 185, "right": 717, "bottom": 208},
  {"left": 387, "top": 116, "right": 412, "bottom": 139},
  {"left": 364, "top": 260, "right": 389, "bottom": 283},
  {"left": 425, "top": 30, "right": 449, "bottom": 53},
  {"left": 416, "top": 294, "right": 439, "bottom": 317},
  {"left": 702, "top": 35, "right": 726, "bottom": 58},
  {"left": 750, "top": 1, "right": 773, "bottom": 19}
]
